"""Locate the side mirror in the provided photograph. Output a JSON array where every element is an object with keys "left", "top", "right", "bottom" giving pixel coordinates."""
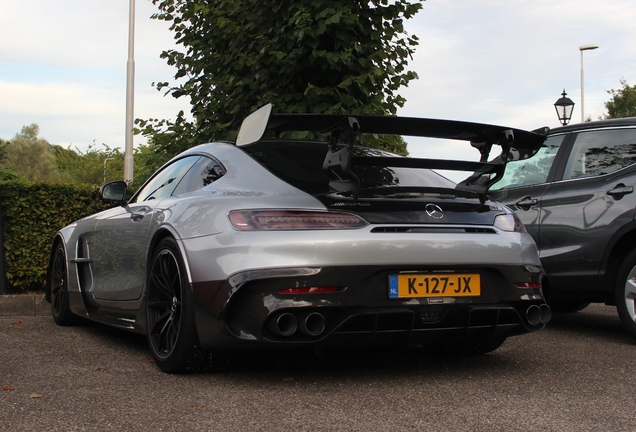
[{"left": 100, "top": 181, "right": 127, "bottom": 204}]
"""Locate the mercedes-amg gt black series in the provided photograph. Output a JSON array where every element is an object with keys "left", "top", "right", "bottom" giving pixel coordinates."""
[{"left": 47, "top": 104, "right": 550, "bottom": 372}]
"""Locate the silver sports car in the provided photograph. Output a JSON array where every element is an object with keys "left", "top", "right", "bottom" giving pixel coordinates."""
[{"left": 47, "top": 104, "right": 551, "bottom": 373}]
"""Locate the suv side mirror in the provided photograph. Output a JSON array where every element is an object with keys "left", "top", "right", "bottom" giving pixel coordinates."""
[{"left": 100, "top": 181, "right": 127, "bottom": 204}]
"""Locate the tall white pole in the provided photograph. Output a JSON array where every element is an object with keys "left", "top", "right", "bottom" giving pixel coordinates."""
[
  {"left": 579, "top": 44, "right": 599, "bottom": 123},
  {"left": 124, "top": 0, "right": 135, "bottom": 183}
]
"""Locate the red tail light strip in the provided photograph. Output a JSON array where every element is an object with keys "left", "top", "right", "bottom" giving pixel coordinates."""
[{"left": 229, "top": 210, "right": 368, "bottom": 231}]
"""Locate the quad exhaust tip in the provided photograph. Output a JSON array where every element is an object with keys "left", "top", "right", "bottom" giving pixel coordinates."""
[
  {"left": 268, "top": 313, "right": 297, "bottom": 337},
  {"left": 526, "top": 304, "right": 552, "bottom": 326},
  {"left": 268, "top": 311, "right": 326, "bottom": 337},
  {"left": 298, "top": 312, "right": 326, "bottom": 336}
]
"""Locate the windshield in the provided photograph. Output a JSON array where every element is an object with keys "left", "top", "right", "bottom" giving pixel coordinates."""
[{"left": 491, "top": 135, "right": 565, "bottom": 190}]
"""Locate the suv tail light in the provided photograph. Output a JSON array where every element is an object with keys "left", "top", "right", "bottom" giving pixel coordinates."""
[
  {"left": 229, "top": 210, "right": 368, "bottom": 231},
  {"left": 494, "top": 213, "right": 527, "bottom": 233}
]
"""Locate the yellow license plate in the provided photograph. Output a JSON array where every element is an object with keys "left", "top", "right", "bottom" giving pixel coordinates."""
[{"left": 389, "top": 273, "right": 480, "bottom": 298}]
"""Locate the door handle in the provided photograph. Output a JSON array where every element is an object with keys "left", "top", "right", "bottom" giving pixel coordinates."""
[
  {"left": 131, "top": 213, "right": 145, "bottom": 222},
  {"left": 606, "top": 184, "right": 633, "bottom": 199},
  {"left": 130, "top": 206, "right": 152, "bottom": 222},
  {"left": 515, "top": 196, "right": 538, "bottom": 211}
]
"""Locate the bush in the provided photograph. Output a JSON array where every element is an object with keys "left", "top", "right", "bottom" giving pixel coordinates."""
[{"left": 0, "top": 180, "right": 113, "bottom": 293}]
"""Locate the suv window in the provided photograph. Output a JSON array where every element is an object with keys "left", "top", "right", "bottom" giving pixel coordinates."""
[
  {"left": 492, "top": 134, "right": 566, "bottom": 190},
  {"left": 563, "top": 128, "right": 636, "bottom": 180}
]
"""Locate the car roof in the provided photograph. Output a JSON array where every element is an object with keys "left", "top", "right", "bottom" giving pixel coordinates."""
[{"left": 550, "top": 117, "right": 636, "bottom": 134}]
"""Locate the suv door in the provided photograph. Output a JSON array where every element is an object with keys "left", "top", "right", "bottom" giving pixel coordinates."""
[
  {"left": 539, "top": 128, "right": 636, "bottom": 298},
  {"left": 489, "top": 134, "right": 568, "bottom": 248}
]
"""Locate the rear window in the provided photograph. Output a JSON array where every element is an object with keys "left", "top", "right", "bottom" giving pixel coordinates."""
[{"left": 242, "top": 141, "right": 455, "bottom": 193}]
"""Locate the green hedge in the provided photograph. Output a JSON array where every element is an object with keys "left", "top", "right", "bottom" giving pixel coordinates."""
[{"left": 0, "top": 181, "right": 113, "bottom": 293}]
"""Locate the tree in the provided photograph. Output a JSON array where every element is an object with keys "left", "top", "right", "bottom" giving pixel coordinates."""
[
  {"left": 131, "top": 141, "right": 173, "bottom": 189},
  {"left": 0, "top": 124, "right": 59, "bottom": 183},
  {"left": 602, "top": 79, "right": 636, "bottom": 119},
  {"left": 54, "top": 143, "right": 125, "bottom": 186},
  {"left": 53, "top": 142, "right": 171, "bottom": 188},
  {"left": 0, "top": 137, "right": 7, "bottom": 162},
  {"left": 137, "top": 0, "right": 423, "bottom": 156}
]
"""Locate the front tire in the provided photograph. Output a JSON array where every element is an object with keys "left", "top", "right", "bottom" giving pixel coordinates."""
[
  {"left": 616, "top": 249, "right": 636, "bottom": 341},
  {"left": 146, "top": 238, "right": 210, "bottom": 373},
  {"left": 49, "top": 243, "right": 75, "bottom": 326}
]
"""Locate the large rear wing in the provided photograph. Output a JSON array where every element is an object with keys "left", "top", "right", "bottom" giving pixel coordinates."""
[{"left": 236, "top": 104, "right": 548, "bottom": 201}]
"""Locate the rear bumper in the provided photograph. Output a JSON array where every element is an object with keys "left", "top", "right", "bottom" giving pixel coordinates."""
[{"left": 192, "top": 264, "right": 548, "bottom": 351}]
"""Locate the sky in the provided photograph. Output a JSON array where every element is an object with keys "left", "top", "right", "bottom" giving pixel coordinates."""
[{"left": 2, "top": 0, "right": 636, "bottom": 171}]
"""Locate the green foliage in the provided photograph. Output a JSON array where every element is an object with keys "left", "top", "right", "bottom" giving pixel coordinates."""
[
  {"left": 0, "top": 126, "right": 169, "bottom": 293},
  {"left": 137, "top": 0, "right": 423, "bottom": 157},
  {"left": 54, "top": 142, "right": 125, "bottom": 186},
  {"left": 0, "top": 137, "right": 6, "bottom": 162},
  {"left": 130, "top": 142, "right": 173, "bottom": 189},
  {"left": 0, "top": 180, "right": 113, "bottom": 292},
  {"left": 0, "top": 168, "right": 22, "bottom": 181},
  {"left": 603, "top": 79, "right": 636, "bottom": 119},
  {"left": 0, "top": 124, "right": 60, "bottom": 183}
]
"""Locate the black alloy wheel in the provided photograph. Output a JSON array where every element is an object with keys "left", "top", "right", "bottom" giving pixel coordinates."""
[
  {"left": 146, "top": 237, "right": 209, "bottom": 373},
  {"left": 49, "top": 243, "right": 75, "bottom": 326},
  {"left": 616, "top": 249, "right": 636, "bottom": 341}
]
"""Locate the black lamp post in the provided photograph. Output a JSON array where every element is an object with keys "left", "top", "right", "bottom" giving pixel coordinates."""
[{"left": 554, "top": 89, "right": 575, "bottom": 126}]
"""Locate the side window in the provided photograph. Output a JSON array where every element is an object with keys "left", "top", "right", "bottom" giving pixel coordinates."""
[
  {"left": 132, "top": 156, "right": 200, "bottom": 203},
  {"left": 563, "top": 128, "right": 636, "bottom": 180},
  {"left": 492, "top": 134, "right": 565, "bottom": 190},
  {"left": 172, "top": 156, "right": 226, "bottom": 196}
]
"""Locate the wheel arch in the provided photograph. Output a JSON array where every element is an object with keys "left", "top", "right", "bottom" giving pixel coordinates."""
[
  {"left": 600, "top": 220, "right": 636, "bottom": 305},
  {"left": 146, "top": 227, "right": 194, "bottom": 285}
]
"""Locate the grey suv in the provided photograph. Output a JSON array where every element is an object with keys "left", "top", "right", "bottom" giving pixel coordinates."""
[{"left": 490, "top": 117, "right": 636, "bottom": 340}]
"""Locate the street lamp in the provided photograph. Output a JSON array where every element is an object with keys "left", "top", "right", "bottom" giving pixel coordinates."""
[
  {"left": 554, "top": 89, "right": 575, "bottom": 126},
  {"left": 579, "top": 43, "right": 599, "bottom": 123}
]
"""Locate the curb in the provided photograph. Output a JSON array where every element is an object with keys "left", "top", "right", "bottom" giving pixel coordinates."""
[{"left": 0, "top": 295, "right": 50, "bottom": 317}]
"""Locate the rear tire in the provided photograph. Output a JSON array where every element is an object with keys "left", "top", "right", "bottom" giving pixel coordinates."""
[
  {"left": 49, "top": 243, "right": 76, "bottom": 326},
  {"left": 146, "top": 237, "right": 210, "bottom": 373},
  {"left": 615, "top": 249, "right": 636, "bottom": 341}
]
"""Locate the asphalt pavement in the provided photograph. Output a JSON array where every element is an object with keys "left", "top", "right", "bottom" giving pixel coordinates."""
[{"left": 1, "top": 302, "right": 635, "bottom": 431}]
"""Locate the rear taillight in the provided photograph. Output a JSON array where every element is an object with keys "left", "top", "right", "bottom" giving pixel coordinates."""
[
  {"left": 229, "top": 210, "right": 368, "bottom": 231},
  {"left": 494, "top": 213, "right": 527, "bottom": 233},
  {"left": 515, "top": 282, "right": 542, "bottom": 289}
]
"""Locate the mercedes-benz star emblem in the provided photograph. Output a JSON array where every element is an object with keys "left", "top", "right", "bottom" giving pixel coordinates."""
[{"left": 425, "top": 204, "right": 444, "bottom": 219}]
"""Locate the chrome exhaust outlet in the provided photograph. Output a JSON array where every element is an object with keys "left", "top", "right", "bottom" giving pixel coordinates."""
[
  {"left": 268, "top": 313, "right": 298, "bottom": 337},
  {"left": 298, "top": 312, "right": 326, "bottom": 337},
  {"left": 539, "top": 304, "right": 552, "bottom": 324},
  {"left": 526, "top": 305, "right": 542, "bottom": 326}
]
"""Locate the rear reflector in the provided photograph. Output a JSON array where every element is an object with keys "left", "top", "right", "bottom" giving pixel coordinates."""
[
  {"left": 515, "top": 282, "right": 542, "bottom": 289},
  {"left": 229, "top": 210, "right": 368, "bottom": 231},
  {"left": 280, "top": 287, "right": 340, "bottom": 294}
]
